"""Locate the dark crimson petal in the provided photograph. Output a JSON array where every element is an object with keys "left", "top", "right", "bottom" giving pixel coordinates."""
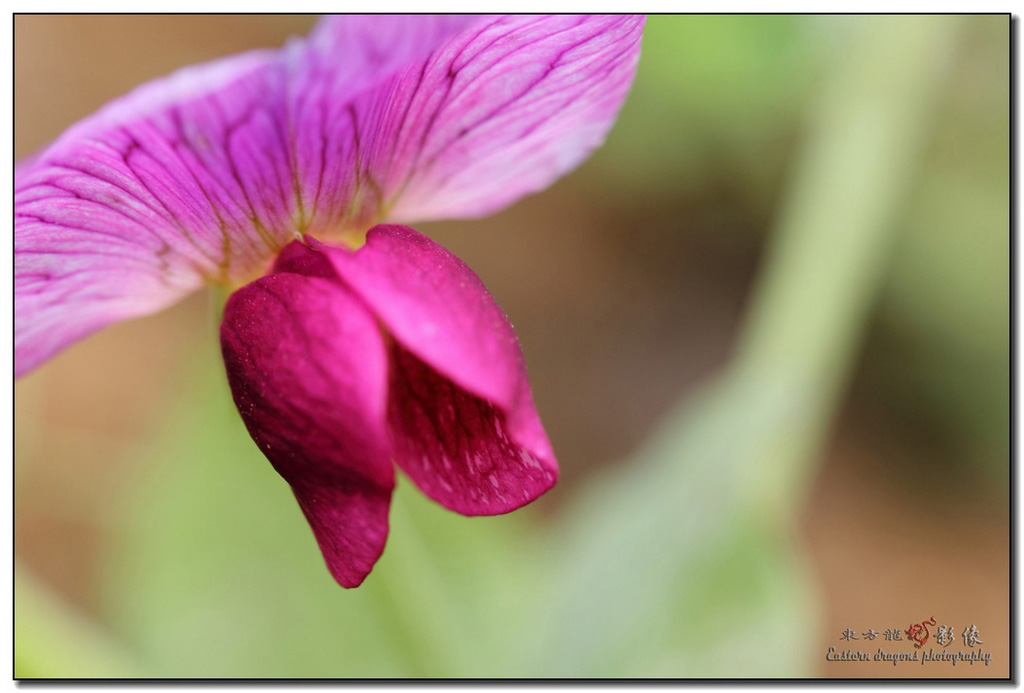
[
  {"left": 221, "top": 271, "right": 393, "bottom": 587},
  {"left": 387, "top": 342, "right": 556, "bottom": 516},
  {"left": 322, "top": 225, "right": 557, "bottom": 515},
  {"left": 271, "top": 238, "right": 339, "bottom": 279}
]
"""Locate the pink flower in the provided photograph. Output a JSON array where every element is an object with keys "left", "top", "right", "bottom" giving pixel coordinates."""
[{"left": 16, "top": 15, "right": 644, "bottom": 586}]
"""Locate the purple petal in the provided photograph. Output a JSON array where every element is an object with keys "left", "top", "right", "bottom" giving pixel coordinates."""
[
  {"left": 220, "top": 260, "right": 393, "bottom": 587},
  {"left": 321, "top": 225, "right": 557, "bottom": 515},
  {"left": 289, "top": 15, "right": 644, "bottom": 233},
  {"left": 14, "top": 18, "right": 481, "bottom": 377},
  {"left": 376, "top": 15, "right": 646, "bottom": 222},
  {"left": 283, "top": 15, "right": 485, "bottom": 237},
  {"left": 16, "top": 15, "right": 643, "bottom": 378},
  {"left": 16, "top": 50, "right": 294, "bottom": 377},
  {"left": 305, "top": 15, "right": 483, "bottom": 89}
]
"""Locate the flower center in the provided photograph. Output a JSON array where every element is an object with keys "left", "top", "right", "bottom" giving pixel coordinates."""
[{"left": 326, "top": 226, "right": 370, "bottom": 251}]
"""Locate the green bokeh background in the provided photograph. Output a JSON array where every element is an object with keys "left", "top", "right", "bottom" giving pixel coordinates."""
[{"left": 14, "top": 15, "right": 1009, "bottom": 678}]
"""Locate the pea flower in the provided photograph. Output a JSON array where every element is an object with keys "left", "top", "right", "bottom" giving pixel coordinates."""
[{"left": 15, "top": 15, "right": 644, "bottom": 587}]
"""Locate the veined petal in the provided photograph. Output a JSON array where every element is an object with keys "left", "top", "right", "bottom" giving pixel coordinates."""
[
  {"left": 289, "top": 15, "right": 644, "bottom": 233},
  {"left": 220, "top": 262, "right": 394, "bottom": 587},
  {"left": 374, "top": 15, "right": 646, "bottom": 222},
  {"left": 284, "top": 15, "right": 486, "bottom": 236},
  {"left": 16, "top": 15, "right": 643, "bottom": 378},
  {"left": 14, "top": 17, "right": 477, "bottom": 378},
  {"left": 305, "top": 14, "right": 483, "bottom": 89},
  {"left": 321, "top": 225, "right": 557, "bottom": 515},
  {"left": 387, "top": 342, "right": 557, "bottom": 515},
  {"left": 15, "top": 49, "right": 294, "bottom": 377}
]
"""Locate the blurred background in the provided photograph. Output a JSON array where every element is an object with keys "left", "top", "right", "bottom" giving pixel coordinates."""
[{"left": 14, "top": 15, "right": 1009, "bottom": 678}]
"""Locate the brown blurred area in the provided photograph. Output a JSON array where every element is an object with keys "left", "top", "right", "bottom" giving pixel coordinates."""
[{"left": 14, "top": 15, "right": 1009, "bottom": 678}]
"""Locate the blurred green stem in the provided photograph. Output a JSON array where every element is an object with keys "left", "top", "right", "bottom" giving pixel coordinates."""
[
  {"left": 526, "top": 17, "right": 961, "bottom": 676},
  {"left": 208, "top": 283, "right": 229, "bottom": 331},
  {"left": 731, "top": 16, "right": 960, "bottom": 515},
  {"left": 375, "top": 493, "right": 468, "bottom": 677}
]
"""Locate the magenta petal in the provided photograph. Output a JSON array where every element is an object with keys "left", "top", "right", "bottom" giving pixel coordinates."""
[
  {"left": 378, "top": 15, "right": 646, "bottom": 222},
  {"left": 305, "top": 15, "right": 482, "bottom": 90},
  {"left": 323, "top": 226, "right": 516, "bottom": 408},
  {"left": 274, "top": 15, "right": 485, "bottom": 238},
  {"left": 220, "top": 268, "right": 393, "bottom": 587},
  {"left": 271, "top": 237, "right": 339, "bottom": 279},
  {"left": 15, "top": 50, "right": 293, "bottom": 377},
  {"left": 15, "top": 16, "right": 480, "bottom": 378},
  {"left": 288, "top": 15, "right": 645, "bottom": 233},
  {"left": 323, "top": 225, "right": 557, "bottom": 515},
  {"left": 17, "top": 16, "right": 644, "bottom": 378},
  {"left": 388, "top": 342, "right": 557, "bottom": 516}
]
